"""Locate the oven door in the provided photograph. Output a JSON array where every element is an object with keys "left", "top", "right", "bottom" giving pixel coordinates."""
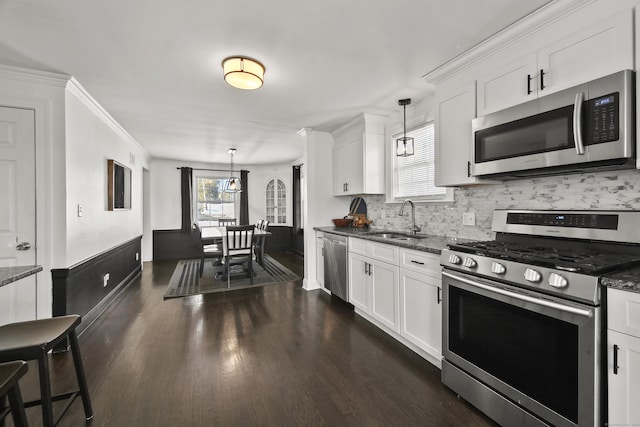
[{"left": 442, "top": 270, "right": 600, "bottom": 427}]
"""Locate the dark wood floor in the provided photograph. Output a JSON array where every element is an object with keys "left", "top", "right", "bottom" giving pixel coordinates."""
[{"left": 12, "top": 254, "right": 496, "bottom": 427}]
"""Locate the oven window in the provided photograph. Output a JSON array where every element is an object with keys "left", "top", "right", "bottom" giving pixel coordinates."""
[
  {"left": 449, "top": 286, "right": 578, "bottom": 423},
  {"left": 475, "top": 104, "right": 574, "bottom": 162}
]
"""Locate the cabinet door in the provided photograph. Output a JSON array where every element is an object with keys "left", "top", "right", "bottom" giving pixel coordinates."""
[
  {"left": 332, "top": 143, "right": 348, "bottom": 195},
  {"left": 435, "top": 81, "right": 482, "bottom": 187},
  {"left": 344, "top": 137, "right": 364, "bottom": 195},
  {"left": 369, "top": 259, "right": 400, "bottom": 332},
  {"left": 399, "top": 269, "right": 442, "bottom": 358},
  {"left": 608, "top": 329, "right": 640, "bottom": 426},
  {"left": 477, "top": 53, "right": 537, "bottom": 116},
  {"left": 348, "top": 253, "right": 370, "bottom": 312},
  {"left": 537, "top": 9, "right": 633, "bottom": 97}
]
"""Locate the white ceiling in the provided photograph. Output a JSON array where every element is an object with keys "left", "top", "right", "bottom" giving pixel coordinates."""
[{"left": 0, "top": 0, "right": 550, "bottom": 165}]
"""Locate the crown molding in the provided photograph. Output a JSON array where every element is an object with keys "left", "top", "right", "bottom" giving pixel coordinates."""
[
  {"left": 422, "top": 0, "right": 594, "bottom": 84},
  {"left": 66, "top": 77, "right": 146, "bottom": 153},
  {"left": 0, "top": 63, "right": 70, "bottom": 87}
]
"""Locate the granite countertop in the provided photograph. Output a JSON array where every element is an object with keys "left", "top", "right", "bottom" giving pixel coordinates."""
[
  {"left": 0, "top": 265, "right": 42, "bottom": 288},
  {"left": 314, "top": 226, "right": 474, "bottom": 255},
  {"left": 602, "top": 266, "right": 640, "bottom": 294},
  {"left": 316, "top": 226, "right": 640, "bottom": 294}
]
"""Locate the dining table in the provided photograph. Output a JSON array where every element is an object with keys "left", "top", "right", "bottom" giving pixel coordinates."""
[{"left": 200, "top": 225, "right": 271, "bottom": 267}]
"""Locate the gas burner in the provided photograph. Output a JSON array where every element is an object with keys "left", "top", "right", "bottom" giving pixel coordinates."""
[{"left": 449, "top": 240, "right": 640, "bottom": 275}]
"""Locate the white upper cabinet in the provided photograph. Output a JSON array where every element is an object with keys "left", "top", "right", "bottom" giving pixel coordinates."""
[
  {"left": 477, "top": 8, "right": 633, "bottom": 116},
  {"left": 332, "top": 113, "right": 385, "bottom": 196},
  {"left": 435, "top": 81, "right": 485, "bottom": 187}
]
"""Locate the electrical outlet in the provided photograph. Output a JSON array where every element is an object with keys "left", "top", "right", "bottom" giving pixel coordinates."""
[
  {"left": 103, "top": 273, "right": 110, "bottom": 287},
  {"left": 380, "top": 209, "right": 385, "bottom": 219},
  {"left": 462, "top": 212, "right": 476, "bottom": 226}
]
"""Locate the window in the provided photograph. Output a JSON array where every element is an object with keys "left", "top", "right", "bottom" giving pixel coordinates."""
[
  {"left": 193, "top": 176, "right": 236, "bottom": 222},
  {"left": 266, "top": 178, "right": 287, "bottom": 225},
  {"left": 390, "top": 123, "right": 452, "bottom": 202}
]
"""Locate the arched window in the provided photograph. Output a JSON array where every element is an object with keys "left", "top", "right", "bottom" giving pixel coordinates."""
[{"left": 266, "top": 178, "right": 287, "bottom": 225}]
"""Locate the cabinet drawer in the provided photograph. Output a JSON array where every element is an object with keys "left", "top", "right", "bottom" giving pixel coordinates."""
[
  {"left": 400, "top": 249, "right": 440, "bottom": 278},
  {"left": 370, "top": 242, "right": 398, "bottom": 265},
  {"left": 349, "top": 237, "right": 368, "bottom": 255},
  {"left": 349, "top": 237, "right": 399, "bottom": 264},
  {"left": 608, "top": 288, "right": 640, "bottom": 337}
]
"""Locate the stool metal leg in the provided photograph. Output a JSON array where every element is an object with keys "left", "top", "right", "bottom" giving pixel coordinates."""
[
  {"left": 7, "top": 382, "right": 28, "bottom": 427},
  {"left": 68, "top": 331, "right": 93, "bottom": 420},
  {"left": 37, "top": 353, "right": 54, "bottom": 427}
]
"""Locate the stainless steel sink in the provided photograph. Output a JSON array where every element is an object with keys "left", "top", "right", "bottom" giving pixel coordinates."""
[{"left": 371, "top": 233, "right": 426, "bottom": 241}]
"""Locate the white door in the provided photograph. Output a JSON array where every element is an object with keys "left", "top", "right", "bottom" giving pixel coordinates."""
[{"left": 0, "top": 106, "right": 37, "bottom": 325}]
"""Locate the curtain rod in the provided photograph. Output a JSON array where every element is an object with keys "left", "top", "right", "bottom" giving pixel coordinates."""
[{"left": 176, "top": 167, "right": 250, "bottom": 173}]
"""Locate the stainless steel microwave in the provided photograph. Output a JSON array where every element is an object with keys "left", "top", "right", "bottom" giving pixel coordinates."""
[{"left": 471, "top": 69, "right": 635, "bottom": 179}]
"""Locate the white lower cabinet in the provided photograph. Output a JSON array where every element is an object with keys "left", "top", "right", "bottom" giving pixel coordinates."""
[
  {"left": 399, "top": 269, "right": 441, "bottom": 359},
  {"left": 348, "top": 237, "right": 441, "bottom": 365},
  {"left": 369, "top": 259, "right": 400, "bottom": 332},
  {"left": 349, "top": 253, "right": 370, "bottom": 312},
  {"left": 607, "top": 288, "right": 640, "bottom": 425}
]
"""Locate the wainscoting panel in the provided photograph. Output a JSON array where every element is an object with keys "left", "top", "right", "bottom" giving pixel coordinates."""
[
  {"left": 152, "top": 229, "right": 201, "bottom": 261},
  {"left": 52, "top": 236, "right": 142, "bottom": 337}
]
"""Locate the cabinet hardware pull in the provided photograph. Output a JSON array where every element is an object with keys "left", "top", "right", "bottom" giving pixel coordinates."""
[
  {"left": 437, "top": 287, "right": 442, "bottom": 304},
  {"left": 613, "top": 344, "right": 619, "bottom": 375},
  {"left": 467, "top": 161, "right": 471, "bottom": 177},
  {"left": 410, "top": 260, "right": 425, "bottom": 265},
  {"left": 540, "top": 69, "right": 545, "bottom": 91},
  {"left": 364, "top": 263, "right": 369, "bottom": 275},
  {"left": 527, "top": 74, "right": 532, "bottom": 95}
]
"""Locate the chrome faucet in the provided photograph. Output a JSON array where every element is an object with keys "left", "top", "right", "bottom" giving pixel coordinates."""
[{"left": 399, "top": 199, "right": 421, "bottom": 235}]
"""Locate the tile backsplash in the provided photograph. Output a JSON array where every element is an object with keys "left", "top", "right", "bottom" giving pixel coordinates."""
[{"left": 363, "top": 169, "right": 640, "bottom": 241}]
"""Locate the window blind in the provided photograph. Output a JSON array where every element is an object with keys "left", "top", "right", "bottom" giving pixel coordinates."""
[{"left": 394, "top": 123, "right": 444, "bottom": 198}]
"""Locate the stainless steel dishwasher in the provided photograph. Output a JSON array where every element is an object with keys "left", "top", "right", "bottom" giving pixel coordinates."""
[{"left": 323, "top": 234, "right": 348, "bottom": 302}]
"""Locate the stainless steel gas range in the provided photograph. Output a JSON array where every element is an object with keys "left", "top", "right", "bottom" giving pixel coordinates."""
[{"left": 440, "top": 210, "right": 640, "bottom": 427}]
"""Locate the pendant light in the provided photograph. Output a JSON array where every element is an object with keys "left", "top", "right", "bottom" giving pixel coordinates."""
[
  {"left": 224, "top": 148, "right": 242, "bottom": 193},
  {"left": 396, "top": 98, "right": 414, "bottom": 157}
]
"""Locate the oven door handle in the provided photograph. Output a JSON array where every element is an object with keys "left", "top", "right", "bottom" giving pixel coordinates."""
[{"left": 442, "top": 271, "right": 594, "bottom": 318}]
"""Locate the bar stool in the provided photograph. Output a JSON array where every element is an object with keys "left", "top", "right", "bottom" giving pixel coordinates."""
[
  {"left": 0, "top": 315, "right": 93, "bottom": 427},
  {"left": 0, "top": 360, "right": 29, "bottom": 427}
]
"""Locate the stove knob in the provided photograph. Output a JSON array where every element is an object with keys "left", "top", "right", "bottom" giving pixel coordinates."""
[
  {"left": 524, "top": 268, "right": 542, "bottom": 283},
  {"left": 548, "top": 273, "right": 568, "bottom": 289},
  {"left": 463, "top": 257, "right": 477, "bottom": 268},
  {"left": 491, "top": 262, "right": 506, "bottom": 275},
  {"left": 448, "top": 254, "right": 461, "bottom": 265}
]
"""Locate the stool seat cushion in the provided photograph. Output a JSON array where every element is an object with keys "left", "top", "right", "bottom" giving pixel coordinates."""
[{"left": 0, "top": 315, "right": 81, "bottom": 361}]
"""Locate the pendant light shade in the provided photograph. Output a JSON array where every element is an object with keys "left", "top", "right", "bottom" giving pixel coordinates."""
[
  {"left": 396, "top": 98, "right": 414, "bottom": 157},
  {"left": 222, "top": 56, "right": 265, "bottom": 90},
  {"left": 224, "top": 148, "right": 242, "bottom": 193}
]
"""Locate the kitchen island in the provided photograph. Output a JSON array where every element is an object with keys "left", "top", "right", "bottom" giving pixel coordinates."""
[{"left": 0, "top": 265, "right": 42, "bottom": 287}]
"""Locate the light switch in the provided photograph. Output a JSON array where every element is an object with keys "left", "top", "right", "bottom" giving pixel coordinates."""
[
  {"left": 77, "top": 204, "right": 83, "bottom": 217},
  {"left": 462, "top": 212, "right": 475, "bottom": 226}
]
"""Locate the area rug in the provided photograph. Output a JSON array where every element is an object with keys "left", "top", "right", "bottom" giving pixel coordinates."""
[{"left": 164, "top": 255, "right": 302, "bottom": 299}]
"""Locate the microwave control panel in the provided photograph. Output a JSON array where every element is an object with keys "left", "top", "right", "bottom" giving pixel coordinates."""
[{"left": 587, "top": 92, "right": 619, "bottom": 144}]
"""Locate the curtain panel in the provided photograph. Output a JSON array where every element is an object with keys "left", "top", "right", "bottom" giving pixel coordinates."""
[
  {"left": 180, "top": 167, "right": 193, "bottom": 233},
  {"left": 240, "top": 169, "right": 249, "bottom": 225}
]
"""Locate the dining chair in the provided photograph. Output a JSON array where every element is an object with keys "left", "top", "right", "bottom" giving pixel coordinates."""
[
  {"left": 218, "top": 218, "right": 236, "bottom": 226},
  {"left": 254, "top": 220, "right": 269, "bottom": 266},
  {"left": 194, "top": 223, "right": 223, "bottom": 277},
  {"left": 223, "top": 225, "right": 255, "bottom": 288}
]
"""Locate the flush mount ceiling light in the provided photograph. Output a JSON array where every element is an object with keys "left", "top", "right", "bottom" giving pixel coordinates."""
[
  {"left": 224, "top": 148, "right": 242, "bottom": 193},
  {"left": 222, "top": 56, "right": 265, "bottom": 90},
  {"left": 396, "top": 98, "right": 414, "bottom": 157}
]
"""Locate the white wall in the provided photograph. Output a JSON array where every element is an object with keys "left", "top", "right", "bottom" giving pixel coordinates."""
[
  {"left": 301, "top": 129, "right": 351, "bottom": 291},
  {"left": 64, "top": 81, "right": 149, "bottom": 265}
]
